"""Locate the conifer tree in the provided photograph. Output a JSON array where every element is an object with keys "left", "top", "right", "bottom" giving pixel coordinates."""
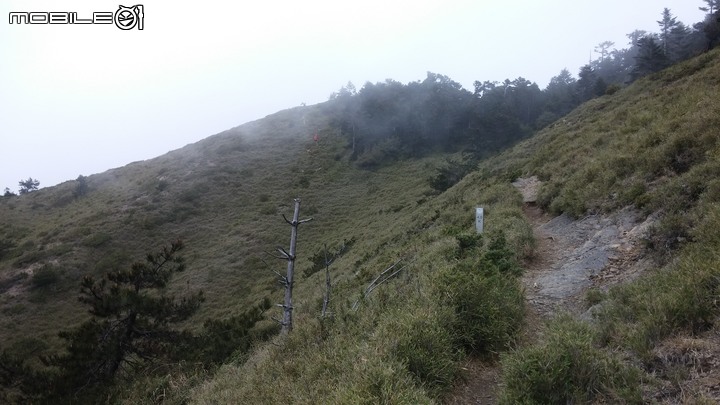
[
  {"left": 45, "top": 240, "right": 204, "bottom": 395},
  {"left": 699, "top": 0, "right": 719, "bottom": 15},
  {"left": 577, "top": 65, "right": 598, "bottom": 101},
  {"left": 632, "top": 36, "right": 669, "bottom": 80},
  {"left": 18, "top": 178, "right": 39, "bottom": 194},
  {"left": 657, "top": 8, "right": 679, "bottom": 55}
]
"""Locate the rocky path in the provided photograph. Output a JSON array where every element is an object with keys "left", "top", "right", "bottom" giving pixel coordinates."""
[
  {"left": 446, "top": 178, "right": 655, "bottom": 404},
  {"left": 522, "top": 205, "right": 654, "bottom": 318}
]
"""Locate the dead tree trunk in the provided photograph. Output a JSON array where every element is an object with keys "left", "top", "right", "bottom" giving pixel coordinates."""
[{"left": 277, "top": 198, "right": 312, "bottom": 334}]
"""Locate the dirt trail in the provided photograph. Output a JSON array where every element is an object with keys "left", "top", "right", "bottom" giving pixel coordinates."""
[
  {"left": 515, "top": 177, "right": 655, "bottom": 318},
  {"left": 522, "top": 204, "right": 654, "bottom": 318},
  {"left": 446, "top": 178, "right": 655, "bottom": 404}
]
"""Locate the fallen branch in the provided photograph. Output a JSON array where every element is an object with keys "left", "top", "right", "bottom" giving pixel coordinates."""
[
  {"left": 352, "top": 259, "right": 406, "bottom": 311},
  {"left": 365, "top": 265, "right": 406, "bottom": 296},
  {"left": 364, "top": 259, "right": 403, "bottom": 296}
]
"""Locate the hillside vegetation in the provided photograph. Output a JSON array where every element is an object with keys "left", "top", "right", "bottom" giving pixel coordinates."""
[
  {"left": 497, "top": 49, "right": 720, "bottom": 403},
  {"left": 2, "top": 92, "right": 536, "bottom": 401},
  {"left": 1, "top": 44, "right": 720, "bottom": 405},
  {"left": 189, "top": 48, "right": 720, "bottom": 403},
  {"left": 0, "top": 105, "right": 447, "bottom": 344}
]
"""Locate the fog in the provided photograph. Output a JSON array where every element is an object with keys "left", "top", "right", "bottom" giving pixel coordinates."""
[{"left": 0, "top": 0, "right": 706, "bottom": 191}]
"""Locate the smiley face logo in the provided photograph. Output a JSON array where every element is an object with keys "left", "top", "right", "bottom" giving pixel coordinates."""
[{"left": 114, "top": 5, "right": 144, "bottom": 30}]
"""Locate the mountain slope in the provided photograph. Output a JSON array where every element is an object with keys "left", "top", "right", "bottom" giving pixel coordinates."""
[
  {"left": 481, "top": 48, "right": 720, "bottom": 403},
  {"left": 190, "top": 48, "right": 720, "bottom": 403},
  {"left": 0, "top": 105, "right": 443, "bottom": 351},
  {"left": 2, "top": 48, "right": 720, "bottom": 403}
]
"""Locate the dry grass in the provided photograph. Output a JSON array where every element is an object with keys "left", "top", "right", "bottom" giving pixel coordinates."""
[
  {"left": 0, "top": 105, "right": 440, "bottom": 350},
  {"left": 1, "top": 96, "right": 533, "bottom": 402},
  {"left": 3, "top": 46, "right": 720, "bottom": 404},
  {"left": 496, "top": 48, "right": 720, "bottom": 402}
]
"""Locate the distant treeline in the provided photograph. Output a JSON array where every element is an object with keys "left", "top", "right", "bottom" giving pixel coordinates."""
[
  {"left": 325, "top": 4, "right": 720, "bottom": 168},
  {"left": 327, "top": 73, "right": 533, "bottom": 168}
]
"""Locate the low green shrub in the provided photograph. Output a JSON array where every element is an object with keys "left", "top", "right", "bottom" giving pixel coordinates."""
[
  {"left": 196, "top": 298, "right": 277, "bottom": 365},
  {"left": 428, "top": 157, "right": 475, "bottom": 192},
  {"left": 619, "top": 179, "right": 648, "bottom": 207},
  {"left": 605, "top": 83, "right": 622, "bottom": 95},
  {"left": 379, "top": 308, "right": 458, "bottom": 397},
  {"left": 435, "top": 257, "right": 524, "bottom": 354},
  {"left": 584, "top": 287, "right": 606, "bottom": 309},
  {"left": 454, "top": 232, "right": 483, "bottom": 258},
  {"left": 355, "top": 137, "right": 403, "bottom": 170},
  {"left": 30, "top": 264, "right": 60, "bottom": 288},
  {"left": 331, "top": 356, "right": 434, "bottom": 405},
  {"left": 644, "top": 213, "right": 691, "bottom": 256},
  {"left": 536, "top": 180, "right": 562, "bottom": 211},
  {"left": 0, "top": 238, "right": 16, "bottom": 260},
  {"left": 500, "top": 316, "right": 642, "bottom": 404},
  {"left": 82, "top": 232, "right": 112, "bottom": 248},
  {"left": 596, "top": 249, "right": 720, "bottom": 357},
  {"left": 479, "top": 232, "right": 523, "bottom": 277},
  {"left": 549, "top": 186, "right": 586, "bottom": 218}
]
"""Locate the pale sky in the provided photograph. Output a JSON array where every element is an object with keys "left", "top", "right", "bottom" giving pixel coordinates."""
[{"left": 0, "top": 1, "right": 707, "bottom": 191}]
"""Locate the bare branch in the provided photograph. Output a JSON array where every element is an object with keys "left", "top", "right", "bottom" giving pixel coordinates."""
[
  {"left": 365, "top": 265, "right": 406, "bottom": 295},
  {"left": 264, "top": 250, "right": 290, "bottom": 261},
  {"left": 365, "top": 259, "right": 403, "bottom": 295},
  {"left": 264, "top": 250, "right": 288, "bottom": 260},
  {"left": 352, "top": 259, "right": 408, "bottom": 311},
  {"left": 272, "top": 269, "right": 286, "bottom": 281},
  {"left": 276, "top": 246, "right": 292, "bottom": 260}
]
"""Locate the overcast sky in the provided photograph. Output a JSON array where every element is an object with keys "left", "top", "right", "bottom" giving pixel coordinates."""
[{"left": 0, "top": 1, "right": 707, "bottom": 191}]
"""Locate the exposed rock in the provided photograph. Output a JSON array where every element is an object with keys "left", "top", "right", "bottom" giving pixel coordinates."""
[
  {"left": 512, "top": 176, "right": 542, "bottom": 203},
  {"left": 523, "top": 207, "right": 659, "bottom": 317}
]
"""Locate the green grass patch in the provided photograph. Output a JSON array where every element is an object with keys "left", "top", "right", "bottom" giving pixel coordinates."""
[
  {"left": 500, "top": 316, "right": 642, "bottom": 404},
  {"left": 596, "top": 210, "right": 720, "bottom": 358},
  {"left": 30, "top": 264, "right": 61, "bottom": 288},
  {"left": 436, "top": 267, "right": 524, "bottom": 355},
  {"left": 3, "top": 48, "right": 720, "bottom": 403}
]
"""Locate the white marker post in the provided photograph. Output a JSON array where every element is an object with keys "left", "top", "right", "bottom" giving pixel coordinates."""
[{"left": 475, "top": 207, "right": 484, "bottom": 234}]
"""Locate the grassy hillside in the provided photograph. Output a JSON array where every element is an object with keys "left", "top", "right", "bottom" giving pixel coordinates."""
[
  {"left": 1, "top": 96, "right": 535, "bottom": 402},
  {"left": 495, "top": 49, "right": 720, "bottom": 403},
  {"left": 0, "top": 105, "right": 444, "bottom": 351},
  {"left": 189, "top": 48, "right": 720, "bottom": 403},
  {"left": 2, "top": 47, "right": 720, "bottom": 403}
]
